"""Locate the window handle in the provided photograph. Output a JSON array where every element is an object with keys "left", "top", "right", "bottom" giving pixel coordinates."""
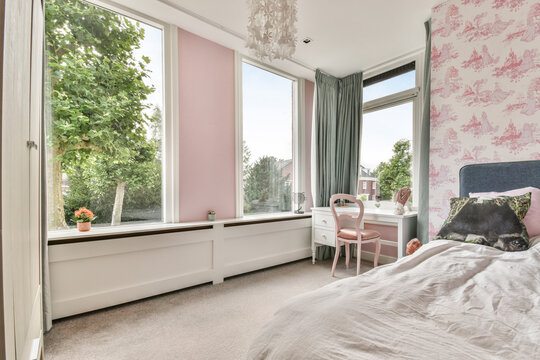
[{"left": 27, "top": 140, "right": 38, "bottom": 150}]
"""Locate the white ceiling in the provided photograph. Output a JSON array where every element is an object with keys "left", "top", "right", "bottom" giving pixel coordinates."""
[{"left": 114, "top": 0, "right": 438, "bottom": 80}]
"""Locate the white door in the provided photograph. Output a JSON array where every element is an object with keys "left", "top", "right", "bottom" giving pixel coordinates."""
[{"left": 2, "top": 0, "right": 44, "bottom": 359}]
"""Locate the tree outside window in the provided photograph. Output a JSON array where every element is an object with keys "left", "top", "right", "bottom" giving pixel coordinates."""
[{"left": 45, "top": 0, "right": 163, "bottom": 229}]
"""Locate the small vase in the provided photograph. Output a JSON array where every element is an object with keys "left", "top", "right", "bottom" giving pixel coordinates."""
[
  {"left": 207, "top": 213, "right": 216, "bottom": 221},
  {"left": 77, "top": 222, "right": 91, "bottom": 232}
]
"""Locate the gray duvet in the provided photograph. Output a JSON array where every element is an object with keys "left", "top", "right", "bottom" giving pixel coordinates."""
[{"left": 247, "top": 240, "right": 540, "bottom": 360}]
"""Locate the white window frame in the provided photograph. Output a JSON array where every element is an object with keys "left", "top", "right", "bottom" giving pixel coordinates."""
[
  {"left": 235, "top": 54, "right": 303, "bottom": 217},
  {"left": 59, "top": 0, "right": 180, "bottom": 224},
  {"left": 361, "top": 51, "right": 424, "bottom": 208}
]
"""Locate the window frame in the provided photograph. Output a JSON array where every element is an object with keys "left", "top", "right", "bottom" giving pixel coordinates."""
[
  {"left": 360, "top": 52, "right": 424, "bottom": 208},
  {"left": 235, "top": 54, "right": 303, "bottom": 217},
  {"left": 46, "top": 0, "right": 180, "bottom": 230}
]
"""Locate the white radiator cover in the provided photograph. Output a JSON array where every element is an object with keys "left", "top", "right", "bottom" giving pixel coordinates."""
[{"left": 49, "top": 218, "right": 312, "bottom": 319}]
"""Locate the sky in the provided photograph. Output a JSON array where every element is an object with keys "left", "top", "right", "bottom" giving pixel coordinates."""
[
  {"left": 361, "top": 71, "right": 415, "bottom": 171},
  {"left": 132, "top": 20, "right": 163, "bottom": 118},
  {"left": 242, "top": 62, "right": 293, "bottom": 164}
]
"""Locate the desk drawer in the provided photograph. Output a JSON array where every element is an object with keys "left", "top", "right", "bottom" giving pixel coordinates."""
[
  {"left": 313, "top": 212, "right": 334, "bottom": 229},
  {"left": 314, "top": 228, "right": 335, "bottom": 247}
]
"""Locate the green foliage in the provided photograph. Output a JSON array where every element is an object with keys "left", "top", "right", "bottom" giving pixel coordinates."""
[
  {"left": 244, "top": 155, "right": 291, "bottom": 214},
  {"left": 45, "top": 0, "right": 162, "bottom": 227},
  {"left": 63, "top": 149, "right": 162, "bottom": 225},
  {"left": 373, "top": 139, "right": 412, "bottom": 201},
  {"left": 45, "top": 0, "right": 153, "bottom": 162}
]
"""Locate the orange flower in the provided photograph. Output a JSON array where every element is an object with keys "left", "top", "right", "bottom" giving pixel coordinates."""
[{"left": 75, "top": 207, "right": 94, "bottom": 219}]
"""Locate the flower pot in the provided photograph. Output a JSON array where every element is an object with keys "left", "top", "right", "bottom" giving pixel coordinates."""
[
  {"left": 207, "top": 213, "right": 216, "bottom": 221},
  {"left": 77, "top": 222, "right": 91, "bottom": 232}
]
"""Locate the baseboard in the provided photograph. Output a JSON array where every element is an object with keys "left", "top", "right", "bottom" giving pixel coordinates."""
[{"left": 360, "top": 251, "right": 396, "bottom": 265}]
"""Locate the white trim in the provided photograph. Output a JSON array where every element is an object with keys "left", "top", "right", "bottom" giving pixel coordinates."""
[
  {"left": 363, "top": 87, "right": 419, "bottom": 113},
  {"left": 363, "top": 47, "right": 424, "bottom": 80},
  {"left": 242, "top": 55, "right": 299, "bottom": 82},
  {"left": 294, "top": 79, "right": 306, "bottom": 198},
  {"left": 234, "top": 51, "right": 244, "bottom": 217},
  {"left": 310, "top": 84, "right": 318, "bottom": 206},
  {"left": 84, "top": 0, "right": 166, "bottom": 30},
  {"left": 164, "top": 24, "right": 180, "bottom": 222}
]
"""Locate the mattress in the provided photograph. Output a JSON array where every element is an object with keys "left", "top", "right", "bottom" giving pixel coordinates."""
[{"left": 247, "top": 240, "right": 540, "bottom": 359}]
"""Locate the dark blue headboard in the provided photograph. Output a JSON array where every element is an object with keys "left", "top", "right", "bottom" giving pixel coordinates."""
[{"left": 460, "top": 160, "right": 540, "bottom": 197}]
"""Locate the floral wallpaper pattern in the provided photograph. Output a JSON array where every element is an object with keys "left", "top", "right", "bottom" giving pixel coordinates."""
[{"left": 429, "top": 0, "right": 540, "bottom": 238}]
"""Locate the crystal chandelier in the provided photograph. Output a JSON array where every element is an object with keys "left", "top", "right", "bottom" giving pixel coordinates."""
[{"left": 246, "top": 0, "right": 298, "bottom": 61}]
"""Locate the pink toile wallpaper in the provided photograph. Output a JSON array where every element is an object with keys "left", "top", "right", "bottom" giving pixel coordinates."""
[{"left": 429, "top": 0, "right": 540, "bottom": 238}]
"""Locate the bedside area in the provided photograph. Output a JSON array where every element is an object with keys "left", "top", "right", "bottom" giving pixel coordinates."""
[{"left": 311, "top": 205, "right": 417, "bottom": 265}]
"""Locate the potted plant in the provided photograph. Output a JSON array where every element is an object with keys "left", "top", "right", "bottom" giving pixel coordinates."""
[
  {"left": 207, "top": 210, "right": 216, "bottom": 221},
  {"left": 72, "top": 207, "right": 96, "bottom": 231}
]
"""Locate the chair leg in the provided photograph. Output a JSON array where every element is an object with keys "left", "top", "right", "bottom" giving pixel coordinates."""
[
  {"left": 356, "top": 242, "right": 362, "bottom": 276},
  {"left": 345, "top": 243, "right": 350, "bottom": 269},
  {"left": 331, "top": 241, "right": 341, "bottom": 277},
  {"left": 374, "top": 238, "right": 381, "bottom": 268}
]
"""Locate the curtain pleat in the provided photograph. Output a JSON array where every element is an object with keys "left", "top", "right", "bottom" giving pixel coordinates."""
[
  {"left": 314, "top": 70, "right": 363, "bottom": 259},
  {"left": 418, "top": 19, "right": 432, "bottom": 243}
]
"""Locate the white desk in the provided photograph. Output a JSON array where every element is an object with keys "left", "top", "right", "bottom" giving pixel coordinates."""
[{"left": 311, "top": 206, "right": 417, "bottom": 264}]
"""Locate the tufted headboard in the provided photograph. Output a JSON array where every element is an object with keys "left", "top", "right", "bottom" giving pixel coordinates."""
[{"left": 459, "top": 160, "right": 540, "bottom": 197}]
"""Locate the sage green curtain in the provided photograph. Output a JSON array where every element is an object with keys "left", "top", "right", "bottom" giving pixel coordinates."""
[
  {"left": 315, "top": 70, "right": 362, "bottom": 207},
  {"left": 335, "top": 73, "right": 362, "bottom": 196},
  {"left": 418, "top": 19, "right": 431, "bottom": 243},
  {"left": 315, "top": 70, "right": 339, "bottom": 208},
  {"left": 315, "top": 70, "right": 363, "bottom": 259}
]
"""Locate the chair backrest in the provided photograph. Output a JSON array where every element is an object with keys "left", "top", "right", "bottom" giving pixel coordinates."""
[{"left": 329, "top": 193, "right": 365, "bottom": 233}]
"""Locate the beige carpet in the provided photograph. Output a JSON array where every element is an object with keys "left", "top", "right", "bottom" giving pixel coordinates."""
[{"left": 45, "top": 258, "right": 374, "bottom": 360}]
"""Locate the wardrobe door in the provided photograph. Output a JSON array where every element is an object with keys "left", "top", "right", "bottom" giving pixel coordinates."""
[{"left": 2, "top": 0, "right": 44, "bottom": 358}]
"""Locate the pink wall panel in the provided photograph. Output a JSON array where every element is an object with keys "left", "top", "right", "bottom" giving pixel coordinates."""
[
  {"left": 362, "top": 223, "right": 398, "bottom": 257},
  {"left": 178, "top": 28, "right": 236, "bottom": 221},
  {"left": 305, "top": 80, "right": 315, "bottom": 210},
  {"left": 429, "top": 0, "right": 540, "bottom": 237}
]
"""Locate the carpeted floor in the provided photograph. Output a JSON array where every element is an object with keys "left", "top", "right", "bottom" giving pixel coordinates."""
[{"left": 44, "top": 258, "right": 374, "bottom": 360}]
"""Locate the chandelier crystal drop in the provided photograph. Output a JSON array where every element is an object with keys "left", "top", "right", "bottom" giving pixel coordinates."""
[{"left": 246, "top": 0, "right": 298, "bottom": 61}]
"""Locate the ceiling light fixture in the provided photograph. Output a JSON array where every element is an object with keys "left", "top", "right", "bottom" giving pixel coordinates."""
[{"left": 246, "top": 0, "right": 298, "bottom": 61}]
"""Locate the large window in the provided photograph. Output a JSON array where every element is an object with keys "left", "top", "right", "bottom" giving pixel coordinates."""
[
  {"left": 45, "top": 0, "right": 164, "bottom": 230},
  {"left": 359, "top": 64, "right": 417, "bottom": 202},
  {"left": 241, "top": 61, "right": 294, "bottom": 215}
]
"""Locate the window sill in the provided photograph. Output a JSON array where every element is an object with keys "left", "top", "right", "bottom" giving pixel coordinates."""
[{"left": 47, "top": 212, "right": 312, "bottom": 246}]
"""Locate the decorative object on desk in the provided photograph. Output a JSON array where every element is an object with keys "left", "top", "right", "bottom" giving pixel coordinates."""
[
  {"left": 293, "top": 192, "right": 305, "bottom": 214},
  {"left": 207, "top": 210, "right": 216, "bottom": 221},
  {"left": 394, "top": 187, "right": 412, "bottom": 215},
  {"left": 72, "top": 207, "right": 96, "bottom": 232},
  {"left": 375, "top": 202, "right": 381, "bottom": 208},
  {"left": 406, "top": 238, "right": 422, "bottom": 255},
  {"left": 358, "top": 194, "right": 368, "bottom": 202},
  {"left": 246, "top": 0, "right": 297, "bottom": 61}
]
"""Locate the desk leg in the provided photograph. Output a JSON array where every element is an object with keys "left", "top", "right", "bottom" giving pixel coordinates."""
[{"left": 312, "top": 245, "right": 316, "bottom": 264}]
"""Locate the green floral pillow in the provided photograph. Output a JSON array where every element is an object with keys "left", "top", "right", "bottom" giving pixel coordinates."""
[{"left": 434, "top": 193, "right": 531, "bottom": 251}]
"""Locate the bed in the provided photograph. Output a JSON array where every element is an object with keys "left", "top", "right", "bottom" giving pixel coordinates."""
[{"left": 247, "top": 161, "right": 540, "bottom": 360}]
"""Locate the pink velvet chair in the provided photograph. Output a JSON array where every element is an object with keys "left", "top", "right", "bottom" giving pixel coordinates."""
[{"left": 329, "top": 194, "right": 381, "bottom": 276}]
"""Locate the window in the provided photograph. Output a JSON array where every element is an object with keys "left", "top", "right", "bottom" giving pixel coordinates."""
[
  {"left": 362, "top": 181, "right": 367, "bottom": 190},
  {"left": 372, "top": 182, "right": 377, "bottom": 190},
  {"left": 241, "top": 61, "right": 294, "bottom": 215},
  {"left": 360, "top": 63, "right": 417, "bottom": 203},
  {"left": 45, "top": 0, "right": 165, "bottom": 230}
]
